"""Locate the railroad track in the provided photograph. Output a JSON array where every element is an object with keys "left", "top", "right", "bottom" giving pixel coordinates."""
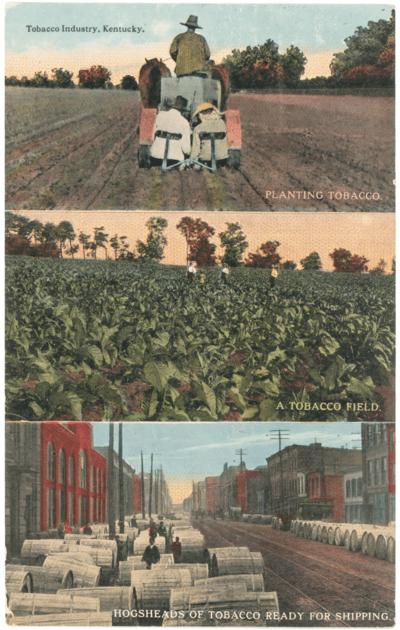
[{"left": 197, "top": 520, "right": 394, "bottom": 626}]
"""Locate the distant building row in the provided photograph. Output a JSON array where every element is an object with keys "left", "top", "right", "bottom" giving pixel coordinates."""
[{"left": 185, "top": 425, "right": 395, "bottom": 526}]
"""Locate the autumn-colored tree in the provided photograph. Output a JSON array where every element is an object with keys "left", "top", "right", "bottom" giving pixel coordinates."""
[
  {"left": 219, "top": 222, "right": 248, "bottom": 266},
  {"left": 330, "top": 248, "right": 369, "bottom": 272},
  {"left": 245, "top": 240, "right": 281, "bottom": 268},
  {"left": 78, "top": 65, "right": 111, "bottom": 88},
  {"left": 300, "top": 251, "right": 322, "bottom": 271},
  {"left": 177, "top": 217, "right": 216, "bottom": 266}
]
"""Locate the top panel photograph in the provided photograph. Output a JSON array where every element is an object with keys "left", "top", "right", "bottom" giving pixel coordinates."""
[{"left": 5, "top": 3, "right": 395, "bottom": 212}]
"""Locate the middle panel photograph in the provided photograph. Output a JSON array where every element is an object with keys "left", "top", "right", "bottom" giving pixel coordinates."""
[{"left": 6, "top": 210, "right": 394, "bottom": 422}]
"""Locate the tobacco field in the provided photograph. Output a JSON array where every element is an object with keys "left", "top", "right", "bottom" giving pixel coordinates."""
[
  {"left": 5, "top": 87, "right": 395, "bottom": 211},
  {"left": 6, "top": 257, "right": 395, "bottom": 421}
]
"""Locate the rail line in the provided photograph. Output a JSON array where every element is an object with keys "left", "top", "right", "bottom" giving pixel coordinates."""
[{"left": 197, "top": 520, "right": 351, "bottom": 627}]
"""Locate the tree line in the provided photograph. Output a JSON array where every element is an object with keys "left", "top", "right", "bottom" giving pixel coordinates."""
[
  {"left": 223, "top": 11, "right": 394, "bottom": 89},
  {"left": 5, "top": 66, "right": 138, "bottom": 90},
  {"left": 5, "top": 212, "right": 392, "bottom": 275}
]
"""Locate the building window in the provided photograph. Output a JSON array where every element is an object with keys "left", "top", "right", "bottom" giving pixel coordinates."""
[
  {"left": 69, "top": 456, "right": 75, "bottom": 486},
  {"left": 79, "top": 450, "right": 87, "bottom": 488},
  {"left": 47, "top": 442, "right": 55, "bottom": 481},
  {"left": 47, "top": 488, "right": 56, "bottom": 528},
  {"left": 59, "top": 449, "right": 66, "bottom": 523},
  {"left": 374, "top": 459, "right": 380, "bottom": 485},
  {"left": 59, "top": 449, "right": 66, "bottom": 485},
  {"left": 357, "top": 478, "right": 362, "bottom": 496},
  {"left": 351, "top": 478, "right": 356, "bottom": 497},
  {"left": 346, "top": 480, "right": 351, "bottom": 498},
  {"left": 68, "top": 492, "right": 75, "bottom": 525},
  {"left": 381, "top": 457, "right": 387, "bottom": 483},
  {"left": 80, "top": 495, "right": 88, "bottom": 526}
]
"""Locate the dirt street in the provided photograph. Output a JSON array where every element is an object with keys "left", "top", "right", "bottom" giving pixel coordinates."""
[{"left": 194, "top": 519, "right": 395, "bottom": 627}]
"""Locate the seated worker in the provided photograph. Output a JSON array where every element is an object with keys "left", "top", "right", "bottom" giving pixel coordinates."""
[
  {"left": 150, "top": 96, "right": 191, "bottom": 167},
  {"left": 170, "top": 15, "right": 210, "bottom": 77},
  {"left": 191, "top": 103, "right": 228, "bottom": 168}
]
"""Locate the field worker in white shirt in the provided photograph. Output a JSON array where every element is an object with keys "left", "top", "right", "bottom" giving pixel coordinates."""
[
  {"left": 151, "top": 95, "right": 191, "bottom": 168},
  {"left": 221, "top": 262, "right": 230, "bottom": 284},
  {"left": 187, "top": 260, "right": 197, "bottom": 282}
]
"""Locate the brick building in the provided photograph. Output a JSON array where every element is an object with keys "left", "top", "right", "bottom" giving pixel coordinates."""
[
  {"left": 344, "top": 471, "right": 363, "bottom": 522},
  {"left": 267, "top": 443, "right": 362, "bottom": 518},
  {"left": 205, "top": 476, "right": 220, "bottom": 516},
  {"left": 236, "top": 470, "right": 262, "bottom": 513},
  {"left": 6, "top": 423, "right": 41, "bottom": 558},
  {"left": 219, "top": 463, "right": 241, "bottom": 515},
  {"left": 42, "top": 423, "right": 107, "bottom": 530},
  {"left": 361, "top": 423, "right": 395, "bottom": 524},
  {"left": 247, "top": 466, "right": 271, "bottom": 514},
  {"left": 307, "top": 471, "right": 345, "bottom": 522}
]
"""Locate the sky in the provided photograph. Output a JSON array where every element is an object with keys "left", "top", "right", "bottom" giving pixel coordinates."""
[
  {"left": 6, "top": 3, "right": 394, "bottom": 81},
  {"left": 17, "top": 210, "right": 395, "bottom": 270},
  {"left": 92, "top": 422, "right": 362, "bottom": 503}
]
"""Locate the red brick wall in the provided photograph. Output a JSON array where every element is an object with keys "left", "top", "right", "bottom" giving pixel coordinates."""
[
  {"left": 205, "top": 476, "right": 219, "bottom": 514},
  {"left": 236, "top": 471, "right": 261, "bottom": 513},
  {"left": 40, "top": 423, "right": 107, "bottom": 530},
  {"left": 307, "top": 472, "right": 344, "bottom": 522}
]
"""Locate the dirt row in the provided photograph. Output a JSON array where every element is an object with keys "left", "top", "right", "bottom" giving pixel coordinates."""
[
  {"left": 6, "top": 90, "right": 395, "bottom": 211},
  {"left": 194, "top": 519, "right": 395, "bottom": 627}
]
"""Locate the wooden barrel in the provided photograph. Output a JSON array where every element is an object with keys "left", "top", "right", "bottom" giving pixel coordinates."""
[
  {"left": 311, "top": 524, "right": 319, "bottom": 541},
  {"left": 195, "top": 573, "right": 264, "bottom": 592},
  {"left": 153, "top": 564, "right": 208, "bottom": 584},
  {"left": 9, "top": 593, "right": 100, "bottom": 616},
  {"left": 59, "top": 587, "right": 134, "bottom": 611},
  {"left": 79, "top": 545, "right": 114, "bottom": 569},
  {"left": 64, "top": 534, "right": 96, "bottom": 541},
  {"left": 133, "top": 535, "right": 166, "bottom": 556},
  {"left": 375, "top": 534, "right": 390, "bottom": 561},
  {"left": 77, "top": 539, "right": 118, "bottom": 567},
  {"left": 169, "top": 531, "right": 204, "bottom": 563},
  {"left": 170, "top": 588, "right": 279, "bottom": 616},
  {"left": 48, "top": 551, "right": 96, "bottom": 565},
  {"left": 327, "top": 527, "right": 336, "bottom": 545},
  {"left": 10, "top": 612, "right": 112, "bottom": 626},
  {"left": 343, "top": 528, "right": 351, "bottom": 550},
  {"left": 334, "top": 526, "right": 343, "bottom": 546},
  {"left": 118, "top": 554, "right": 174, "bottom": 585},
  {"left": 366, "top": 532, "right": 376, "bottom": 557},
  {"left": 349, "top": 528, "right": 363, "bottom": 552},
  {"left": 132, "top": 568, "right": 192, "bottom": 611},
  {"left": 6, "top": 567, "right": 33, "bottom": 594},
  {"left": 20, "top": 540, "right": 67, "bottom": 564},
  {"left": 387, "top": 536, "right": 395, "bottom": 563},
  {"left": 361, "top": 531, "right": 369, "bottom": 555},
  {"left": 7, "top": 565, "right": 74, "bottom": 593},
  {"left": 320, "top": 526, "right": 329, "bottom": 544},
  {"left": 211, "top": 548, "right": 264, "bottom": 576},
  {"left": 43, "top": 556, "right": 100, "bottom": 587}
]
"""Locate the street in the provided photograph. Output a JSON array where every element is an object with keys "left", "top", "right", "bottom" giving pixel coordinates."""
[{"left": 194, "top": 519, "right": 395, "bottom": 627}]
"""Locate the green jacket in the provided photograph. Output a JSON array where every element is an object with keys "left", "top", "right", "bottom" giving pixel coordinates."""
[{"left": 170, "top": 31, "right": 210, "bottom": 76}]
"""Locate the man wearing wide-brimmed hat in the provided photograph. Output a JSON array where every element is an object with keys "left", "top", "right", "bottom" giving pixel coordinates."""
[{"left": 170, "top": 15, "right": 210, "bottom": 77}]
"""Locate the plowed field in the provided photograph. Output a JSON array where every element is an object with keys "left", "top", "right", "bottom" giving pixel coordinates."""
[{"left": 5, "top": 87, "right": 394, "bottom": 211}]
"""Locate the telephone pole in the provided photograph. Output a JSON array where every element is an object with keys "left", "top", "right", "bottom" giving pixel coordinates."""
[
  {"left": 269, "top": 430, "right": 290, "bottom": 514},
  {"left": 118, "top": 423, "right": 125, "bottom": 534},
  {"left": 141, "top": 451, "right": 145, "bottom": 519},
  {"left": 148, "top": 453, "right": 154, "bottom": 519},
  {"left": 235, "top": 448, "right": 246, "bottom": 470},
  {"left": 108, "top": 423, "right": 116, "bottom": 538}
]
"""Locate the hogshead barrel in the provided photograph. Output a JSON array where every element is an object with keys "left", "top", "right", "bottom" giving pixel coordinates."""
[
  {"left": 9, "top": 565, "right": 74, "bottom": 593},
  {"left": 132, "top": 568, "right": 192, "bottom": 611},
  {"left": 170, "top": 588, "right": 279, "bottom": 616},
  {"left": 48, "top": 551, "right": 96, "bottom": 565},
  {"left": 334, "top": 526, "right": 343, "bottom": 546},
  {"left": 64, "top": 534, "right": 96, "bottom": 541},
  {"left": 153, "top": 563, "right": 208, "bottom": 584},
  {"left": 210, "top": 548, "right": 264, "bottom": 576},
  {"left": 119, "top": 554, "right": 174, "bottom": 585},
  {"left": 195, "top": 573, "right": 264, "bottom": 592},
  {"left": 169, "top": 530, "right": 204, "bottom": 562},
  {"left": 386, "top": 536, "right": 395, "bottom": 563},
  {"left": 59, "top": 587, "right": 134, "bottom": 611},
  {"left": 20, "top": 540, "right": 67, "bottom": 564},
  {"left": 9, "top": 593, "right": 100, "bottom": 616},
  {"left": 170, "top": 584, "right": 245, "bottom": 609},
  {"left": 79, "top": 545, "right": 114, "bottom": 569},
  {"left": 10, "top": 612, "right": 112, "bottom": 626},
  {"left": 6, "top": 567, "right": 33, "bottom": 594},
  {"left": 366, "top": 532, "right": 377, "bottom": 558},
  {"left": 349, "top": 526, "right": 367, "bottom": 552},
  {"left": 76, "top": 539, "right": 118, "bottom": 567},
  {"left": 43, "top": 556, "right": 100, "bottom": 587}
]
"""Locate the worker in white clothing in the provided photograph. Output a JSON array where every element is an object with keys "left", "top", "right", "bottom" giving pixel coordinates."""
[{"left": 151, "top": 96, "right": 191, "bottom": 169}]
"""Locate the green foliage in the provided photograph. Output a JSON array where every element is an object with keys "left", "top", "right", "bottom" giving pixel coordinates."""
[
  {"left": 6, "top": 258, "right": 394, "bottom": 421},
  {"left": 219, "top": 222, "right": 248, "bottom": 267},
  {"left": 51, "top": 68, "right": 74, "bottom": 88},
  {"left": 300, "top": 252, "right": 322, "bottom": 271},
  {"left": 120, "top": 75, "right": 139, "bottom": 90},
  {"left": 137, "top": 217, "right": 168, "bottom": 262}
]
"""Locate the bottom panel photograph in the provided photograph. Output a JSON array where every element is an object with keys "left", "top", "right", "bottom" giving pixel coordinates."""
[{"left": 5, "top": 422, "right": 395, "bottom": 627}]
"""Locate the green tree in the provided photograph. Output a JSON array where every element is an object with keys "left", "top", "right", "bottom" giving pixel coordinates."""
[
  {"left": 120, "top": 75, "right": 138, "bottom": 90},
  {"left": 280, "top": 45, "right": 307, "bottom": 86},
  {"left": 91, "top": 226, "right": 109, "bottom": 259},
  {"left": 300, "top": 252, "right": 322, "bottom": 271},
  {"left": 51, "top": 67, "right": 74, "bottom": 88},
  {"left": 219, "top": 222, "right": 248, "bottom": 266},
  {"left": 137, "top": 217, "right": 168, "bottom": 262},
  {"left": 78, "top": 231, "right": 91, "bottom": 260},
  {"left": 57, "top": 220, "right": 76, "bottom": 258},
  {"left": 282, "top": 260, "right": 297, "bottom": 270},
  {"left": 31, "top": 71, "right": 50, "bottom": 87}
]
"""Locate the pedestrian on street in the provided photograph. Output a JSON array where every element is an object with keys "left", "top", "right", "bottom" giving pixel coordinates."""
[
  {"left": 142, "top": 537, "right": 161, "bottom": 569},
  {"left": 171, "top": 536, "right": 182, "bottom": 563}
]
